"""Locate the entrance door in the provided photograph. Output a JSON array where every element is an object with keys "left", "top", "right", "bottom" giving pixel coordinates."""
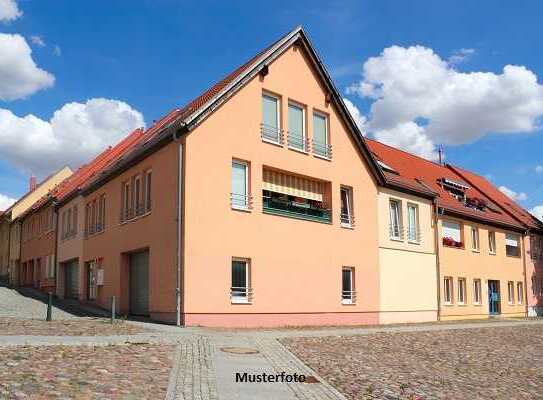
[
  {"left": 87, "top": 261, "right": 97, "bottom": 301},
  {"left": 64, "top": 260, "right": 79, "bottom": 299},
  {"left": 488, "top": 280, "right": 501, "bottom": 315},
  {"left": 129, "top": 251, "right": 149, "bottom": 316}
]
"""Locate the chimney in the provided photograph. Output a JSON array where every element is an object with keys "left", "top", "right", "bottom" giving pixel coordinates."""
[{"left": 29, "top": 175, "right": 37, "bottom": 192}]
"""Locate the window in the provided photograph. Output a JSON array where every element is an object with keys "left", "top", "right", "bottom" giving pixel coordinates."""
[
  {"left": 144, "top": 170, "right": 152, "bottom": 212},
  {"left": 458, "top": 278, "right": 466, "bottom": 304},
  {"left": 122, "top": 181, "right": 130, "bottom": 221},
  {"left": 67, "top": 209, "right": 72, "bottom": 237},
  {"left": 47, "top": 255, "right": 55, "bottom": 279},
  {"left": 231, "top": 160, "right": 249, "bottom": 210},
  {"left": 61, "top": 211, "right": 66, "bottom": 239},
  {"left": 407, "top": 203, "right": 419, "bottom": 242},
  {"left": 342, "top": 267, "right": 356, "bottom": 304},
  {"left": 473, "top": 279, "right": 482, "bottom": 304},
  {"left": 506, "top": 233, "right": 520, "bottom": 257},
  {"left": 91, "top": 200, "right": 97, "bottom": 233},
  {"left": 287, "top": 103, "right": 306, "bottom": 151},
  {"left": 313, "top": 112, "right": 330, "bottom": 158},
  {"left": 73, "top": 205, "right": 78, "bottom": 235},
  {"left": 508, "top": 281, "right": 514, "bottom": 304},
  {"left": 262, "top": 94, "right": 281, "bottom": 143},
  {"left": 471, "top": 227, "right": 479, "bottom": 251},
  {"left": 134, "top": 175, "right": 142, "bottom": 215},
  {"left": 442, "top": 220, "right": 462, "bottom": 247},
  {"left": 98, "top": 195, "right": 106, "bottom": 232},
  {"left": 389, "top": 199, "right": 403, "bottom": 240},
  {"left": 340, "top": 186, "right": 354, "bottom": 227},
  {"left": 488, "top": 231, "right": 496, "bottom": 254},
  {"left": 231, "top": 259, "right": 251, "bottom": 303},
  {"left": 443, "top": 277, "right": 453, "bottom": 304},
  {"left": 517, "top": 282, "right": 523, "bottom": 305}
]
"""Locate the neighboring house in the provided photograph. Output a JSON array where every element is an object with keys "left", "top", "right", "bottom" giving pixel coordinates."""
[
  {"left": 449, "top": 165, "right": 543, "bottom": 316},
  {"left": 368, "top": 140, "right": 527, "bottom": 320},
  {"left": 79, "top": 26, "right": 386, "bottom": 326},
  {"left": 0, "top": 167, "right": 72, "bottom": 285},
  {"left": 56, "top": 128, "right": 145, "bottom": 302},
  {"left": 371, "top": 154, "right": 439, "bottom": 324}
]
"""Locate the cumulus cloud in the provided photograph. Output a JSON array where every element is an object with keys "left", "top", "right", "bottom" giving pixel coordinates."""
[
  {"left": 536, "top": 165, "right": 543, "bottom": 174},
  {"left": 346, "top": 45, "right": 543, "bottom": 160},
  {"left": 531, "top": 205, "right": 543, "bottom": 221},
  {"left": 0, "top": 33, "right": 55, "bottom": 100},
  {"left": 0, "top": 98, "right": 145, "bottom": 175},
  {"left": 343, "top": 98, "right": 367, "bottom": 135},
  {"left": 0, "top": 0, "right": 21, "bottom": 23},
  {"left": 53, "top": 45, "right": 61, "bottom": 56},
  {"left": 29, "top": 35, "right": 45, "bottom": 47},
  {"left": 448, "top": 48, "right": 475, "bottom": 65},
  {"left": 499, "top": 186, "right": 528, "bottom": 202},
  {"left": 0, "top": 193, "right": 16, "bottom": 210}
]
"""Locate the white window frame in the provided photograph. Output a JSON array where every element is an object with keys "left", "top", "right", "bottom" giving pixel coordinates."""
[
  {"left": 517, "top": 282, "right": 523, "bottom": 305},
  {"left": 507, "top": 281, "right": 514, "bottom": 304},
  {"left": 287, "top": 101, "right": 307, "bottom": 152},
  {"left": 389, "top": 199, "right": 403, "bottom": 241},
  {"left": 471, "top": 226, "right": 480, "bottom": 252},
  {"left": 473, "top": 279, "right": 482, "bottom": 305},
  {"left": 231, "top": 258, "right": 251, "bottom": 304},
  {"left": 231, "top": 160, "right": 250, "bottom": 211},
  {"left": 458, "top": 278, "right": 466, "bottom": 305},
  {"left": 340, "top": 186, "right": 354, "bottom": 228},
  {"left": 341, "top": 267, "right": 355, "bottom": 304},
  {"left": 407, "top": 203, "right": 419, "bottom": 243},
  {"left": 488, "top": 231, "right": 496, "bottom": 255},
  {"left": 312, "top": 111, "right": 330, "bottom": 159},
  {"left": 144, "top": 169, "right": 152, "bottom": 212},
  {"left": 261, "top": 93, "right": 281, "bottom": 144},
  {"left": 443, "top": 277, "right": 453, "bottom": 304},
  {"left": 505, "top": 233, "right": 520, "bottom": 257}
]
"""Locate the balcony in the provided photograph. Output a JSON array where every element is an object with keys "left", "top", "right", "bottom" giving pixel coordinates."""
[
  {"left": 312, "top": 139, "right": 332, "bottom": 160},
  {"left": 263, "top": 193, "right": 331, "bottom": 223},
  {"left": 261, "top": 124, "right": 283, "bottom": 145},
  {"left": 287, "top": 132, "right": 309, "bottom": 153}
]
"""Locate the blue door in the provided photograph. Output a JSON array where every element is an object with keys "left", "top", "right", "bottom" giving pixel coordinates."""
[{"left": 488, "top": 280, "right": 501, "bottom": 315}]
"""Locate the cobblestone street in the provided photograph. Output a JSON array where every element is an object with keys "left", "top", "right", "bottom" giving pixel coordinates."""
[{"left": 282, "top": 324, "right": 543, "bottom": 400}]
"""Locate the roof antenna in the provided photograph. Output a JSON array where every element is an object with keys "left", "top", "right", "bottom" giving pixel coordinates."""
[{"left": 438, "top": 145, "right": 444, "bottom": 165}]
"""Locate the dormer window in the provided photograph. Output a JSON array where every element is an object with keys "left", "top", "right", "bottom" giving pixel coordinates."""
[{"left": 439, "top": 178, "right": 469, "bottom": 202}]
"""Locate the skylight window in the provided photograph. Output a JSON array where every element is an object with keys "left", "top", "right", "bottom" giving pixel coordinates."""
[{"left": 376, "top": 159, "right": 398, "bottom": 174}]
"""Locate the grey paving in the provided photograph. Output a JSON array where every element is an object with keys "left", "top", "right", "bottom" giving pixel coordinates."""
[{"left": 0, "top": 285, "right": 76, "bottom": 320}]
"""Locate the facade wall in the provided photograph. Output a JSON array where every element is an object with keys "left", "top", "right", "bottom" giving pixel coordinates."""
[
  {"left": 56, "top": 196, "right": 85, "bottom": 299},
  {"left": 526, "top": 233, "right": 543, "bottom": 316},
  {"left": 20, "top": 204, "right": 57, "bottom": 291},
  {"left": 438, "top": 217, "right": 526, "bottom": 319},
  {"left": 8, "top": 222, "right": 21, "bottom": 285},
  {"left": 182, "top": 45, "right": 380, "bottom": 327},
  {"left": 82, "top": 143, "right": 178, "bottom": 322},
  {"left": 377, "top": 188, "right": 437, "bottom": 324},
  {"left": 0, "top": 219, "right": 9, "bottom": 279}
]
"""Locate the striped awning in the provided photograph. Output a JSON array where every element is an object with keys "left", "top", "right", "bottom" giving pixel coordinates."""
[{"left": 263, "top": 169, "right": 323, "bottom": 201}]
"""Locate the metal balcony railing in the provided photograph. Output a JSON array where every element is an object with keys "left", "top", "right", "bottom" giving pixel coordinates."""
[
  {"left": 389, "top": 224, "right": 404, "bottom": 240},
  {"left": 230, "top": 193, "right": 253, "bottom": 210},
  {"left": 340, "top": 212, "right": 355, "bottom": 227},
  {"left": 230, "top": 287, "right": 253, "bottom": 303},
  {"left": 287, "top": 132, "right": 309, "bottom": 152},
  {"left": 312, "top": 139, "right": 332, "bottom": 159},
  {"left": 407, "top": 227, "right": 421, "bottom": 243},
  {"left": 342, "top": 290, "right": 357, "bottom": 304},
  {"left": 260, "top": 124, "right": 283, "bottom": 144},
  {"left": 263, "top": 196, "right": 331, "bottom": 223}
]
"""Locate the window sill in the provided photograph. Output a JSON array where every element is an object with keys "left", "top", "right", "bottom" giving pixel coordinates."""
[
  {"left": 120, "top": 210, "right": 152, "bottom": 226},
  {"left": 489, "top": 252, "right": 496, "bottom": 256},
  {"left": 506, "top": 255, "right": 521, "bottom": 259},
  {"left": 85, "top": 229, "right": 105, "bottom": 240},
  {"left": 457, "top": 303, "right": 467, "bottom": 306},
  {"left": 408, "top": 240, "right": 421, "bottom": 245},
  {"left": 443, "top": 302, "right": 454, "bottom": 306},
  {"left": 262, "top": 138, "right": 284, "bottom": 147},
  {"left": 288, "top": 146, "right": 309, "bottom": 155},
  {"left": 443, "top": 245, "right": 465, "bottom": 250},
  {"left": 313, "top": 153, "right": 332, "bottom": 161},
  {"left": 231, "top": 299, "right": 251, "bottom": 305},
  {"left": 342, "top": 300, "right": 356, "bottom": 305},
  {"left": 390, "top": 237, "right": 404, "bottom": 242},
  {"left": 472, "top": 249, "right": 480, "bottom": 253},
  {"left": 231, "top": 205, "right": 251, "bottom": 213},
  {"left": 473, "top": 302, "right": 482, "bottom": 306},
  {"left": 341, "top": 223, "right": 354, "bottom": 230}
]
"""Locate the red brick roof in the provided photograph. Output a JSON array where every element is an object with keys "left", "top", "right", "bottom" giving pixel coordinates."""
[
  {"left": 366, "top": 138, "right": 525, "bottom": 230},
  {"left": 449, "top": 164, "right": 542, "bottom": 231}
]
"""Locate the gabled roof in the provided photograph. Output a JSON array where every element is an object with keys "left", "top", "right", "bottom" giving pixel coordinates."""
[
  {"left": 448, "top": 164, "right": 543, "bottom": 232},
  {"left": 367, "top": 138, "right": 525, "bottom": 231},
  {"left": 82, "top": 26, "right": 385, "bottom": 195}
]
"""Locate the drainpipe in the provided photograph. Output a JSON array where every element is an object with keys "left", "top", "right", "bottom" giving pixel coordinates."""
[
  {"left": 53, "top": 203, "right": 59, "bottom": 297},
  {"left": 7, "top": 216, "right": 11, "bottom": 286},
  {"left": 433, "top": 199, "right": 442, "bottom": 321},
  {"left": 173, "top": 129, "right": 185, "bottom": 326},
  {"left": 522, "top": 230, "right": 529, "bottom": 317}
]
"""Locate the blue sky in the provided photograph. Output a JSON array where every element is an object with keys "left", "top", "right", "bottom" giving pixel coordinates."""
[{"left": 0, "top": 0, "right": 542, "bottom": 215}]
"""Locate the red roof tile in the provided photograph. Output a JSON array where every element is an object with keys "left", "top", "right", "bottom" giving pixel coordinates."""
[{"left": 366, "top": 139, "right": 525, "bottom": 230}]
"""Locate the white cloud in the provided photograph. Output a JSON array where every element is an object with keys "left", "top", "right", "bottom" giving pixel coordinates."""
[
  {"left": 29, "top": 35, "right": 45, "bottom": 47},
  {"left": 347, "top": 45, "right": 543, "bottom": 160},
  {"left": 53, "top": 45, "right": 61, "bottom": 56},
  {"left": 373, "top": 121, "right": 440, "bottom": 161},
  {"left": 0, "top": 0, "right": 22, "bottom": 23},
  {"left": 448, "top": 48, "right": 475, "bottom": 65},
  {"left": 536, "top": 165, "right": 543, "bottom": 174},
  {"left": 0, "top": 98, "right": 145, "bottom": 175},
  {"left": 498, "top": 185, "right": 528, "bottom": 202},
  {"left": 0, "top": 193, "right": 16, "bottom": 210},
  {"left": 0, "top": 33, "right": 55, "bottom": 100},
  {"left": 531, "top": 205, "right": 543, "bottom": 221},
  {"left": 343, "top": 98, "right": 367, "bottom": 135}
]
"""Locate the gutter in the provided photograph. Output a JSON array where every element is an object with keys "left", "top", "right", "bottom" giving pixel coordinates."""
[
  {"left": 522, "top": 230, "right": 530, "bottom": 317},
  {"left": 172, "top": 129, "right": 185, "bottom": 326},
  {"left": 433, "top": 199, "right": 442, "bottom": 321},
  {"left": 52, "top": 201, "right": 59, "bottom": 295}
]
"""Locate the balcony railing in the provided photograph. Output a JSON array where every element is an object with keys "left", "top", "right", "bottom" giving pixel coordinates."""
[
  {"left": 287, "top": 132, "right": 309, "bottom": 152},
  {"left": 230, "top": 287, "right": 253, "bottom": 303},
  {"left": 407, "top": 228, "right": 421, "bottom": 243},
  {"left": 312, "top": 139, "right": 332, "bottom": 159},
  {"left": 230, "top": 193, "right": 253, "bottom": 210},
  {"left": 342, "top": 290, "right": 357, "bottom": 304},
  {"left": 340, "top": 212, "right": 355, "bottom": 227},
  {"left": 261, "top": 124, "right": 283, "bottom": 145},
  {"left": 389, "top": 224, "right": 404, "bottom": 240},
  {"left": 263, "top": 196, "right": 331, "bottom": 223}
]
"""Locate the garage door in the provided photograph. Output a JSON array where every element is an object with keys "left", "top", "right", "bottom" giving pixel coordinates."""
[
  {"left": 129, "top": 251, "right": 149, "bottom": 316},
  {"left": 64, "top": 260, "right": 79, "bottom": 299}
]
